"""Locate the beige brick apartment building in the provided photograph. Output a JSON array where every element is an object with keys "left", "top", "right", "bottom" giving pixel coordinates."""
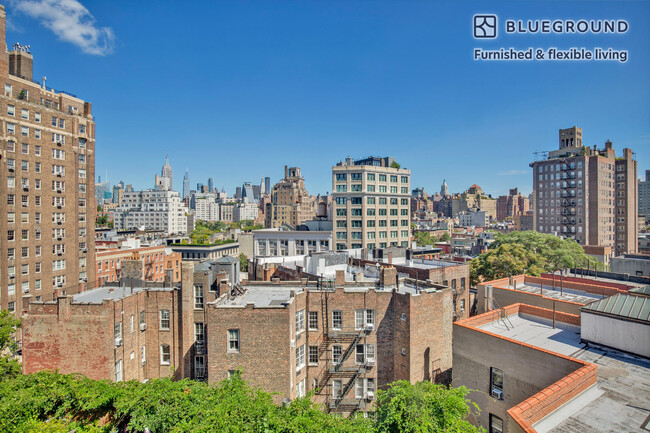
[
  {"left": 0, "top": 5, "right": 95, "bottom": 315},
  {"left": 332, "top": 156, "right": 411, "bottom": 250}
]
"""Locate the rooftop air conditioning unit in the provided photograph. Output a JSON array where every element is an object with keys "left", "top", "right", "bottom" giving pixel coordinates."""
[
  {"left": 114, "top": 337, "right": 123, "bottom": 347},
  {"left": 140, "top": 323, "right": 147, "bottom": 331},
  {"left": 491, "top": 389, "right": 504, "bottom": 400},
  {"left": 365, "top": 391, "right": 375, "bottom": 401}
]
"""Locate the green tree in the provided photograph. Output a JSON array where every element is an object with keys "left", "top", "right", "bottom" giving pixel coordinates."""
[
  {"left": 439, "top": 232, "right": 451, "bottom": 242},
  {"left": 0, "top": 310, "right": 21, "bottom": 379},
  {"left": 238, "top": 253, "right": 249, "bottom": 272},
  {"left": 390, "top": 161, "right": 401, "bottom": 169},
  {"left": 414, "top": 232, "right": 439, "bottom": 247},
  {"left": 469, "top": 231, "right": 600, "bottom": 286},
  {"left": 374, "top": 381, "right": 484, "bottom": 433}
]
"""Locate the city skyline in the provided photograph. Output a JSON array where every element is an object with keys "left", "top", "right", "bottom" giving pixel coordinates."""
[{"left": 5, "top": 1, "right": 648, "bottom": 196}]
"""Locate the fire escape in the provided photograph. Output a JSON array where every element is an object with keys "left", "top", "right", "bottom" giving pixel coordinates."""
[
  {"left": 316, "top": 289, "right": 373, "bottom": 415},
  {"left": 560, "top": 160, "right": 577, "bottom": 241}
]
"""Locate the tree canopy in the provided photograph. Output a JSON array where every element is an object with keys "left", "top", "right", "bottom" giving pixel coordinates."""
[
  {"left": 0, "top": 367, "right": 484, "bottom": 433},
  {"left": 470, "top": 231, "right": 601, "bottom": 285}
]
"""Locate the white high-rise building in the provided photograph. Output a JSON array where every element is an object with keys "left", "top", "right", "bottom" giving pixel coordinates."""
[
  {"left": 195, "top": 195, "right": 220, "bottom": 221},
  {"left": 113, "top": 189, "right": 188, "bottom": 234}
]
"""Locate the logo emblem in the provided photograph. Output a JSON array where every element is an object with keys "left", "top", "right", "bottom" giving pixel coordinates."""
[{"left": 474, "top": 15, "right": 497, "bottom": 39}]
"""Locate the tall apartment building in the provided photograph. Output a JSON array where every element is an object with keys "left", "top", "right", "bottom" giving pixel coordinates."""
[
  {"left": 640, "top": 170, "right": 650, "bottom": 222},
  {"left": 0, "top": 5, "right": 96, "bottom": 315},
  {"left": 113, "top": 189, "right": 188, "bottom": 234},
  {"left": 265, "top": 166, "right": 314, "bottom": 228},
  {"left": 233, "top": 202, "right": 259, "bottom": 222},
  {"left": 530, "top": 126, "right": 638, "bottom": 255},
  {"left": 332, "top": 156, "right": 411, "bottom": 250},
  {"left": 496, "top": 187, "right": 529, "bottom": 222},
  {"left": 194, "top": 193, "right": 219, "bottom": 221},
  {"left": 450, "top": 184, "right": 497, "bottom": 220}
]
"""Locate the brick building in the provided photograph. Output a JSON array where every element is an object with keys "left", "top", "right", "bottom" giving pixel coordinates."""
[
  {"left": 95, "top": 245, "right": 181, "bottom": 286},
  {"left": 452, "top": 302, "right": 649, "bottom": 433},
  {"left": 496, "top": 188, "right": 530, "bottom": 222},
  {"left": 0, "top": 5, "right": 96, "bottom": 315},
  {"left": 22, "top": 256, "right": 232, "bottom": 382},
  {"left": 530, "top": 127, "right": 638, "bottom": 255},
  {"left": 265, "top": 166, "right": 314, "bottom": 228},
  {"left": 209, "top": 266, "right": 453, "bottom": 414}
]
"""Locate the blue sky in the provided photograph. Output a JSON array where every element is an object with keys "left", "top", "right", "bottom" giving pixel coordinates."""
[{"left": 6, "top": 0, "right": 649, "bottom": 197}]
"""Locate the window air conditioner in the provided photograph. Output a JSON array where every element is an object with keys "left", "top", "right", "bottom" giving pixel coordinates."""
[
  {"left": 114, "top": 337, "right": 123, "bottom": 347},
  {"left": 491, "top": 389, "right": 503, "bottom": 400},
  {"left": 365, "top": 391, "right": 375, "bottom": 401},
  {"left": 365, "top": 358, "right": 376, "bottom": 367},
  {"left": 140, "top": 323, "right": 147, "bottom": 331},
  {"left": 364, "top": 323, "right": 375, "bottom": 332}
]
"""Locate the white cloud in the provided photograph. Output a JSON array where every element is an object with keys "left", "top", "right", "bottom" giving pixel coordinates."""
[
  {"left": 11, "top": 0, "right": 114, "bottom": 55},
  {"left": 498, "top": 169, "right": 529, "bottom": 176}
]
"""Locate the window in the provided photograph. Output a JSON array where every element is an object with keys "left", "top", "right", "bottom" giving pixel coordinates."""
[
  {"left": 115, "top": 360, "right": 122, "bottom": 382},
  {"left": 490, "top": 367, "right": 504, "bottom": 399},
  {"left": 308, "top": 311, "right": 318, "bottom": 330},
  {"left": 159, "top": 310, "right": 170, "bottom": 330},
  {"left": 332, "top": 311, "right": 342, "bottom": 329},
  {"left": 130, "top": 315, "right": 134, "bottom": 333},
  {"left": 114, "top": 322, "right": 122, "bottom": 340},
  {"left": 194, "top": 285, "right": 204, "bottom": 309},
  {"left": 332, "top": 346, "right": 342, "bottom": 364},
  {"left": 489, "top": 414, "right": 504, "bottom": 433},
  {"left": 296, "top": 344, "right": 305, "bottom": 370},
  {"left": 195, "top": 322, "right": 205, "bottom": 344},
  {"left": 228, "top": 329, "right": 240, "bottom": 352},
  {"left": 367, "top": 173, "right": 375, "bottom": 181},
  {"left": 7, "top": 104, "right": 15, "bottom": 116},
  {"left": 332, "top": 380, "right": 342, "bottom": 399},
  {"left": 296, "top": 378, "right": 306, "bottom": 398},
  {"left": 295, "top": 309, "right": 305, "bottom": 333},
  {"left": 355, "top": 344, "right": 376, "bottom": 365},
  {"left": 308, "top": 345, "right": 318, "bottom": 365},
  {"left": 139, "top": 310, "right": 146, "bottom": 326},
  {"left": 355, "top": 309, "right": 375, "bottom": 330},
  {"left": 355, "top": 378, "right": 376, "bottom": 399},
  {"left": 141, "top": 346, "right": 146, "bottom": 365},
  {"left": 160, "top": 344, "right": 171, "bottom": 365}
]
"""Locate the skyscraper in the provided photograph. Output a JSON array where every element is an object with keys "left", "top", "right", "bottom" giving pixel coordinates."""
[
  {"left": 0, "top": 5, "right": 96, "bottom": 314},
  {"left": 265, "top": 177, "right": 271, "bottom": 195},
  {"left": 640, "top": 170, "right": 650, "bottom": 222},
  {"left": 183, "top": 169, "right": 190, "bottom": 200},
  {"left": 155, "top": 154, "right": 173, "bottom": 191},
  {"left": 208, "top": 177, "right": 214, "bottom": 193},
  {"left": 332, "top": 156, "right": 411, "bottom": 250},
  {"left": 531, "top": 127, "right": 638, "bottom": 255}
]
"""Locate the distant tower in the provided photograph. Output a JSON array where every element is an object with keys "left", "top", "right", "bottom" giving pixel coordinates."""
[
  {"left": 440, "top": 179, "right": 449, "bottom": 196},
  {"left": 208, "top": 177, "right": 214, "bottom": 193},
  {"left": 183, "top": 169, "right": 190, "bottom": 200},
  {"left": 265, "top": 177, "right": 271, "bottom": 195},
  {"left": 260, "top": 177, "right": 266, "bottom": 195},
  {"left": 161, "top": 154, "right": 173, "bottom": 190}
]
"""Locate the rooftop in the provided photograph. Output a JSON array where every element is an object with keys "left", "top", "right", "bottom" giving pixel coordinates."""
[
  {"left": 72, "top": 285, "right": 174, "bottom": 304},
  {"left": 215, "top": 281, "right": 442, "bottom": 308},
  {"left": 479, "top": 312, "right": 650, "bottom": 433},
  {"left": 498, "top": 282, "right": 603, "bottom": 305},
  {"left": 581, "top": 290, "right": 650, "bottom": 323}
]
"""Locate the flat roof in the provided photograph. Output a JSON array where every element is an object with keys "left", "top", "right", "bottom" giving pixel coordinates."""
[
  {"left": 479, "top": 313, "right": 650, "bottom": 433},
  {"left": 72, "top": 285, "right": 174, "bottom": 304},
  {"left": 216, "top": 281, "right": 439, "bottom": 308},
  {"left": 498, "top": 282, "right": 603, "bottom": 305}
]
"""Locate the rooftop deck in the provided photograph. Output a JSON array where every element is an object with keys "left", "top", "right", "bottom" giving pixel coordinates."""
[
  {"left": 480, "top": 313, "right": 650, "bottom": 433},
  {"left": 501, "top": 282, "right": 604, "bottom": 305}
]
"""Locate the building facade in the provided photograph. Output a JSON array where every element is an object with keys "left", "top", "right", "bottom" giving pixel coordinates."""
[
  {"left": 96, "top": 246, "right": 182, "bottom": 286},
  {"left": 113, "top": 189, "right": 189, "bottom": 234},
  {"left": 639, "top": 170, "right": 650, "bottom": 222},
  {"left": 0, "top": 6, "right": 96, "bottom": 315},
  {"left": 530, "top": 127, "right": 638, "bottom": 255},
  {"left": 332, "top": 156, "right": 411, "bottom": 250},
  {"left": 265, "top": 166, "right": 314, "bottom": 228},
  {"left": 496, "top": 188, "right": 530, "bottom": 222}
]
